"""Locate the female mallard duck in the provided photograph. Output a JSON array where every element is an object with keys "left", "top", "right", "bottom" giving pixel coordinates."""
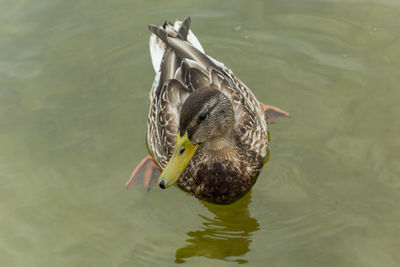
[{"left": 126, "top": 17, "right": 288, "bottom": 204}]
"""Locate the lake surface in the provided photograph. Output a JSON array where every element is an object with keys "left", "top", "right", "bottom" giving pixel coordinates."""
[{"left": 1, "top": 0, "right": 400, "bottom": 266}]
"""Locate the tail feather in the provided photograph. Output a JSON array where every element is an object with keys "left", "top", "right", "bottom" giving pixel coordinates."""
[
  {"left": 177, "top": 16, "right": 191, "bottom": 40},
  {"left": 149, "top": 17, "right": 205, "bottom": 73},
  {"left": 148, "top": 24, "right": 170, "bottom": 45}
]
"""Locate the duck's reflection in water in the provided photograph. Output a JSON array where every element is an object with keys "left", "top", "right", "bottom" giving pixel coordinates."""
[{"left": 175, "top": 191, "right": 259, "bottom": 264}]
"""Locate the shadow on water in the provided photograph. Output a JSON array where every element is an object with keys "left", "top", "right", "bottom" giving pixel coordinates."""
[{"left": 175, "top": 191, "right": 259, "bottom": 264}]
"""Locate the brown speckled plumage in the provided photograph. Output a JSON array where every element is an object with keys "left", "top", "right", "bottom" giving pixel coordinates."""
[
  {"left": 146, "top": 17, "right": 270, "bottom": 204},
  {"left": 178, "top": 134, "right": 263, "bottom": 204}
]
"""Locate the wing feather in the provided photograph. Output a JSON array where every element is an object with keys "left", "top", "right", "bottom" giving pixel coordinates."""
[{"left": 147, "top": 79, "right": 190, "bottom": 168}]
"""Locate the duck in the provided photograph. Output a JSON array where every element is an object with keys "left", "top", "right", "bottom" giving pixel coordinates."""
[{"left": 125, "top": 17, "right": 288, "bottom": 204}]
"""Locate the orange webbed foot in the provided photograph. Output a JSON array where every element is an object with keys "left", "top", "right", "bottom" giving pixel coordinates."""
[
  {"left": 260, "top": 103, "right": 289, "bottom": 124},
  {"left": 125, "top": 156, "right": 161, "bottom": 191}
]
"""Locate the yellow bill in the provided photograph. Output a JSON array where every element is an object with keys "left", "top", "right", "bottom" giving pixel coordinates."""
[{"left": 158, "top": 131, "right": 199, "bottom": 189}]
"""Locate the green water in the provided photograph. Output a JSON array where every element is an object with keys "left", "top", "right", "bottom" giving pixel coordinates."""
[{"left": 1, "top": 0, "right": 400, "bottom": 266}]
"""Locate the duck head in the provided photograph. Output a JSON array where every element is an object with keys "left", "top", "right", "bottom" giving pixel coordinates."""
[{"left": 158, "top": 87, "right": 235, "bottom": 189}]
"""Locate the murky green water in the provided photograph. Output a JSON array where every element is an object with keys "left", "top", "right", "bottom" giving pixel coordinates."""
[{"left": 1, "top": 0, "right": 400, "bottom": 266}]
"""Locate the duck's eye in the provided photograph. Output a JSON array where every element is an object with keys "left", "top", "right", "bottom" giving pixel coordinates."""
[
  {"left": 198, "top": 113, "right": 207, "bottom": 121},
  {"left": 220, "top": 109, "right": 225, "bottom": 114}
]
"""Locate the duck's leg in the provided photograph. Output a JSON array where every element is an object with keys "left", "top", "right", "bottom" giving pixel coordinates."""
[
  {"left": 125, "top": 156, "right": 161, "bottom": 190},
  {"left": 260, "top": 103, "right": 289, "bottom": 124}
]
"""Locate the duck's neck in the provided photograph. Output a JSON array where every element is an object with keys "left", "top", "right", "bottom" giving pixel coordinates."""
[{"left": 203, "top": 130, "right": 235, "bottom": 151}]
